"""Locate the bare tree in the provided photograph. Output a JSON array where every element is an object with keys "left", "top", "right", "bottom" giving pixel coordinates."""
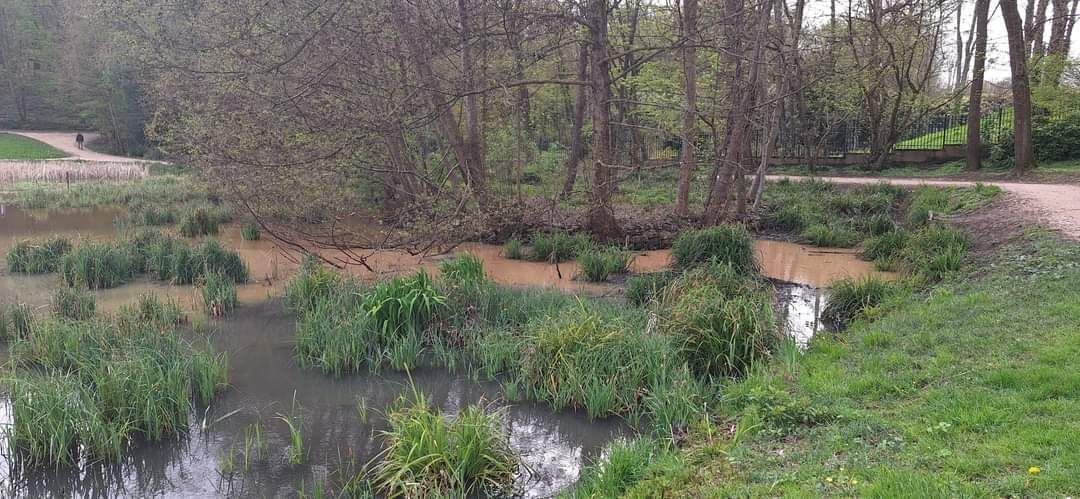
[
  {"left": 966, "top": 0, "right": 991, "bottom": 171},
  {"left": 1001, "top": 0, "right": 1036, "bottom": 173},
  {"left": 674, "top": 0, "right": 698, "bottom": 217}
]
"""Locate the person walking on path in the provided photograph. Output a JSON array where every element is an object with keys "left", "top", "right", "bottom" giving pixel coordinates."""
[{"left": 75, "top": 133, "right": 85, "bottom": 150}]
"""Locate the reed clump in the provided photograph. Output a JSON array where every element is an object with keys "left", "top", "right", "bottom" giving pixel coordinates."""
[
  {"left": 577, "top": 246, "right": 632, "bottom": 282},
  {"left": 6, "top": 295, "right": 227, "bottom": 466},
  {"left": 671, "top": 225, "right": 757, "bottom": 273},
  {"left": 52, "top": 287, "right": 96, "bottom": 320},
  {"left": 6, "top": 237, "right": 72, "bottom": 274},
  {"left": 240, "top": 222, "right": 260, "bottom": 241},
  {"left": 202, "top": 272, "right": 238, "bottom": 317},
  {"left": 821, "top": 276, "right": 894, "bottom": 329},
  {"left": 529, "top": 231, "right": 592, "bottom": 262}
]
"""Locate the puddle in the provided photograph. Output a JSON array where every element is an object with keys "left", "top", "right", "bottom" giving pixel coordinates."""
[{"left": 0, "top": 205, "right": 898, "bottom": 495}]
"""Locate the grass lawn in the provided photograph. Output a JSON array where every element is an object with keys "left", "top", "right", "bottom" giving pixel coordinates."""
[
  {"left": 603, "top": 231, "right": 1080, "bottom": 497},
  {"left": 0, "top": 133, "right": 66, "bottom": 160}
]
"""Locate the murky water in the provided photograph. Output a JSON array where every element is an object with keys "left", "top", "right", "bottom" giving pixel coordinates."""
[{"left": 0, "top": 205, "right": 894, "bottom": 496}]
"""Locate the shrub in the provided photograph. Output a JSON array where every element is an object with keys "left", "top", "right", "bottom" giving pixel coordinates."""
[
  {"left": 577, "top": 247, "right": 632, "bottom": 282},
  {"left": 662, "top": 282, "right": 776, "bottom": 379},
  {"left": 625, "top": 271, "right": 678, "bottom": 306},
  {"left": 202, "top": 272, "right": 238, "bottom": 317},
  {"left": 801, "top": 223, "right": 859, "bottom": 248},
  {"left": 59, "top": 242, "right": 137, "bottom": 289},
  {"left": 240, "top": 222, "right": 260, "bottom": 241},
  {"left": 862, "top": 231, "right": 909, "bottom": 263},
  {"left": 372, "top": 390, "right": 519, "bottom": 497},
  {"left": 503, "top": 238, "right": 524, "bottom": 260},
  {"left": 529, "top": 232, "right": 592, "bottom": 262},
  {"left": 440, "top": 253, "right": 486, "bottom": 287},
  {"left": 52, "top": 287, "right": 96, "bottom": 321},
  {"left": 6, "top": 237, "right": 72, "bottom": 273},
  {"left": 1033, "top": 110, "right": 1080, "bottom": 161},
  {"left": 821, "top": 276, "right": 893, "bottom": 329},
  {"left": 671, "top": 225, "right": 757, "bottom": 273}
]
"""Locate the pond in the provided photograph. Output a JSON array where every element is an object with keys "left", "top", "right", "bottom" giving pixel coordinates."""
[{"left": 0, "top": 205, "right": 892, "bottom": 496}]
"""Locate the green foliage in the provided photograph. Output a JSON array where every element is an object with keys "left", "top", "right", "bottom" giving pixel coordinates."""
[
  {"left": 503, "top": 238, "right": 524, "bottom": 260},
  {"left": 6, "top": 237, "right": 71, "bottom": 273},
  {"left": 178, "top": 206, "right": 221, "bottom": 237},
  {"left": 0, "top": 303, "right": 34, "bottom": 341},
  {"left": 577, "top": 246, "right": 631, "bottom": 282},
  {"left": 1032, "top": 110, "right": 1080, "bottom": 161},
  {"left": 801, "top": 223, "right": 860, "bottom": 248},
  {"left": 6, "top": 299, "right": 227, "bottom": 465},
  {"left": 372, "top": 390, "right": 519, "bottom": 498},
  {"left": 861, "top": 230, "right": 909, "bottom": 263},
  {"left": 662, "top": 266, "right": 776, "bottom": 378},
  {"left": 52, "top": 287, "right": 96, "bottom": 321},
  {"left": 570, "top": 438, "right": 674, "bottom": 498},
  {"left": 285, "top": 257, "right": 344, "bottom": 316},
  {"left": 671, "top": 225, "right": 757, "bottom": 273},
  {"left": 240, "top": 222, "right": 260, "bottom": 241},
  {"left": 439, "top": 253, "right": 486, "bottom": 287},
  {"left": 722, "top": 374, "right": 833, "bottom": 436},
  {"left": 902, "top": 226, "right": 968, "bottom": 282},
  {"left": 0, "top": 133, "right": 66, "bottom": 159},
  {"left": 14, "top": 176, "right": 210, "bottom": 210},
  {"left": 124, "top": 203, "right": 177, "bottom": 226},
  {"left": 864, "top": 213, "right": 897, "bottom": 236},
  {"left": 625, "top": 271, "right": 678, "bottom": 306},
  {"left": 821, "top": 276, "right": 894, "bottom": 329},
  {"left": 59, "top": 241, "right": 138, "bottom": 289},
  {"left": 202, "top": 272, "right": 238, "bottom": 317},
  {"left": 908, "top": 185, "right": 999, "bottom": 225},
  {"left": 529, "top": 231, "right": 593, "bottom": 262}
]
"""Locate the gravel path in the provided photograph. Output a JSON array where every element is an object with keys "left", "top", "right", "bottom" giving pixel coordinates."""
[
  {"left": 766, "top": 174, "right": 1080, "bottom": 240},
  {"left": 1, "top": 130, "right": 147, "bottom": 163}
]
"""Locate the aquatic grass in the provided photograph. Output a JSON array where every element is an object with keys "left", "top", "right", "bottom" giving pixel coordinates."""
[
  {"left": 821, "top": 276, "right": 894, "bottom": 329},
  {"left": 202, "top": 272, "right": 238, "bottom": 317},
  {"left": 570, "top": 437, "right": 675, "bottom": 498},
  {"left": 240, "top": 222, "right": 260, "bottom": 241},
  {"left": 6, "top": 237, "right": 72, "bottom": 273},
  {"left": 277, "top": 395, "right": 305, "bottom": 465},
  {"left": 117, "top": 294, "right": 185, "bottom": 331},
  {"left": 864, "top": 213, "right": 897, "bottom": 236},
  {"left": 372, "top": 389, "right": 519, "bottom": 498},
  {"left": 192, "top": 239, "right": 249, "bottom": 283},
  {"left": 764, "top": 203, "right": 811, "bottom": 232},
  {"left": 439, "top": 253, "right": 486, "bottom": 287},
  {"left": 671, "top": 225, "right": 757, "bottom": 273},
  {"left": 0, "top": 303, "right": 34, "bottom": 341},
  {"left": 178, "top": 206, "right": 221, "bottom": 238},
  {"left": 5, "top": 304, "right": 227, "bottom": 466},
  {"left": 11, "top": 175, "right": 204, "bottom": 210},
  {"left": 901, "top": 225, "right": 968, "bottom": 282},
  {"left": 285, "top": 257, "right": 346, "bottom": 316},
  {"left": 577, "top": 246, "right": 632, "bottom": 282},
  {"left": 529, "top": 231, "right": 592, "bottom": 262},
  {"left": 861, "top": 230, "right": 909, "bottom": 263},
  {"left": 661, "top": 282, "right": 777, "bottom": 379},
  {"left": 625, "top": 271, "right": 678, "bottom": 306},
  {"left": 59, "top": 241, "right": 138, "bottom": 289},
  {"left": 52, "top": 287, "right": 96, "bottom": 320},
  {"left": 801, "top": 223, "right": 860, "bottom": 248},
  {"left": 503, "top": 238, "right": 524, "bottom": 260}
]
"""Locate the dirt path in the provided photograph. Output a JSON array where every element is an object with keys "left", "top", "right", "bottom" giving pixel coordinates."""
[
  {"left": 766, "top": 174, "right": 1080, "bottom": 240},
  {"left": 1, "top": 130, "right": 147, "bottom": 163}
]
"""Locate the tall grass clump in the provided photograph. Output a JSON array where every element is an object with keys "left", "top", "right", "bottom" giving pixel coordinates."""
[
  {"left": 285, "top": 257, "right": 344, "bottom": 316},
  {"left": 59, "top": 241, "right": 137, "bottom": 289},
  {"left": 1, "top": 303, "right": 34, "bottom": 341},
  {"left": 6, "top": 237, "right": 71, "bottom": 273},
  {"left": 907, "top": 186, "right": 951, "bottom": 225},
  {"left": 577, "top": 246, "right": 631, "bottom": 282},
  {"left": 861, "top": 230, "right": 908, "bottom": 263},
  {"left": 902, "top": 225, "right": 968, "bottom": 282},
  {"left": 178, "top": 206, "right": 221, "bottom": 237},
  {"left": 6, "top": 302, "right": 227, "bottom": 465},
  {"left": 202, "top": 272, "right": 238, "bottom": 317},
  {"left": 52, "top": 287, "right": 95, "bottom": 320},
  {"left": 503, "top": 238, "right": 524, "bottom": 260},
  {"left": 529, "top": 231, "right": 592, "bottom": 262},
  {"left": 625, "top": 271, "right": 678, "bottom": 306},
  {"left": 821, "top": 276, "right": 894, "bottom": 329},
  {"left": 570, "top": 437, "right": 674, "bottom": 498},
  {"left": 192, "top": 239, "right": 249, "bottom": 283},
  {"left": 372, "top": 389, "right": 519, "bottom": 497},
  {"left": 801, "top": 223, "right": 859, "bottom": 248},
  {"left": 671, "top": 225, "right": 757, "bottom": 273},
  {"left": 661, "top": 266, "right": 776, "bottom": 378},
  {"left": 516, "top": 307, "right": 674, "bottom": 418},
  {"left": 240, "top": 222, "right": 260, "bottom": 241},
  {"left": 440, "top": 253, "right": 486, "bottom": 287}
]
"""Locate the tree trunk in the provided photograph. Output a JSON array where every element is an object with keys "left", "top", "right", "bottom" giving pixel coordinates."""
[
  {"left": 585, "top": 0, "right": 621, "bottom": 239},
  {"left": 1045, "top": 0, "right": 1071, "bottom": 84},
  {"left": 966, "top": 0, "right": 990, "bottom": 171},
  {"left": 1001, "top": 0, "right": 1036, "bottom": 174},
  {"left": 674, "top": 0, "right": 698, "bottom": 217},
  {"left": 560, "top": 42, "right": 589, "bottom": 200},
  {"left": 457, "top": 0, "right": 488, "bottom": 204}
]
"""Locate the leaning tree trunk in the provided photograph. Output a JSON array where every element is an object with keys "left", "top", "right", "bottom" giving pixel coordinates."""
[
  {"left": 966, "top": 0, "right": 990, "bottom": 171},
  {"left": 1001, "top": 0, "right": 1036, "bottom": 174}
]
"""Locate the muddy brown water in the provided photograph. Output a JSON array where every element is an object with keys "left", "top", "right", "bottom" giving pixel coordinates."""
[{"left": 0, "top": 205, "right": 892, "bottom": 497}]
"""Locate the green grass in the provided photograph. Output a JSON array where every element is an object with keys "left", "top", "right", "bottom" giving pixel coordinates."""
[
  {"left": 439, "top": 253, "right": 486, "bottom": 287},
  {"left": 503, "top": 238, "right": 525, "bottom": 260},
  {"left": 6, "top": 237, "right": 72, "bottom": 273},
  {"left": 6, "top": 295, "right": 227, "bottom": 466},
  {"left": 202, "top": 272, "right": 238, "bottom": 316},
  {"left": 671, "top": 225, "right": 758, "bottom": 272},
  {"left": 625, "top": 271, "right": 678, "bottom": 306},
  {"left": 7, "top": 175, "right": 209, "bottom": 209},
  {"left": 52, "top": 287, "right": 96, "bottom": 321},
  {"left": 240, "top": 222, "right": 260, "bottom": 241},
  {"left": 0, "top": 303, "right": 34, "bottom": 341},
  {"left": 59, "top": 241, "right": 138, "bottom": 289},
  {"left": 820, "top": 276, "right": 895, "bottom": 329},
  {"left": 0, "top": 133, "right": 66, "bottom": 159},
  {"left": 372, "top": 389, "right": 519, "bottom": 497},
  {"left": 178, "top": 206, "right": 222, "bottom": 237},
  {"left": 801, "top": 223, "right": 860, "bottom": 248},
  {"left": 758, "top": 180, "right": 908, "bottom": 248},
  {"left": 529, "top": 231, "right": 593, "bottom": 262},
  {"left": 577, "top": 246, "right": 632, "bottom": 282},
  {"left": 577, "top": 232, "right": 1080, "bottom": 497}
]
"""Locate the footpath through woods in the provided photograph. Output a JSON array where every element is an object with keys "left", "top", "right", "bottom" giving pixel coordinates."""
[
  {"left": 0, "top": 130, "right": 146, "bottom": 163},
  {"left": 766, "top": 174, "right": 1080, "bottom": 240}
]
